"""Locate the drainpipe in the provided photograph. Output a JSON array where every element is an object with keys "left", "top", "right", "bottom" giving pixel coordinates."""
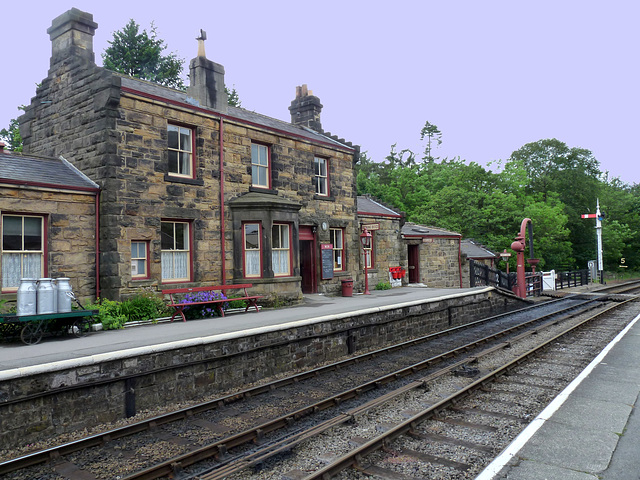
[
  {"left": 95, "top": 192, "right": 101, "bottom": 299},
  {"left": 458, "top": 237, "right": 463, "bottom": 287},
  {"left": 219, "top": 118, "right": 226, "bottom": 284}
]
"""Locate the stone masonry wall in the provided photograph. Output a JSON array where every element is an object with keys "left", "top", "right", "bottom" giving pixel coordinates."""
[
  {"left": 357, "top": 215, "right": 405, "bottom": 290},
  {"left": 0, "top": 187, "right": 97, "bottom": 302},
  {"left": 0, "top": 289, "right": 525, "bottom": 450},
  {"left": 421, "top": 237, "right": 462, "bottom": 288}
]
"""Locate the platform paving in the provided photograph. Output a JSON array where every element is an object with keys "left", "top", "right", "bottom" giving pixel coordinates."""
[{"left": 0, "top": 286, "right": 487, "bottom": 372}]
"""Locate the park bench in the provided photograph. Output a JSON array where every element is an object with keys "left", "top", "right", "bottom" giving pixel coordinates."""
[{"left": 162, "top": 284, "right": 263, "bottom": 322}]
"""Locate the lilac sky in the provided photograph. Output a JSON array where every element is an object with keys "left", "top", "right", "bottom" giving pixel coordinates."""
[{"left": 3, "top": 1, "right": 638, "bottom": 185}]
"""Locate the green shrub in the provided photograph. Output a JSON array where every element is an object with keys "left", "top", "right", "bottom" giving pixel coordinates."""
[
  {"left": 226, "top": 295, "right": 248, "bottom": 309},
  {"left": 375, "top": 281, "right": 392, "bottom": 290},
  {"left": 85, "top": 298, "right": 127, "bottom": 330}
]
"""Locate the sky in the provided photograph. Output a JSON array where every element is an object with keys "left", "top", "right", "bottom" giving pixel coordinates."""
[{"left": 2, "top": 1, "right": 639, "bottom": 185}]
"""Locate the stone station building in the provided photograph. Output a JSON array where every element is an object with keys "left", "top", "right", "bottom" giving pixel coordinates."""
[{"left": 10, "top": 8, "right": 360, "bottom": 304}]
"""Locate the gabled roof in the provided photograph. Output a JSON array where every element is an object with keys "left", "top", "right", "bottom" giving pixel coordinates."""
[
  {"left": 357, "top": 195, "right": 403, "bottom": 218},
  {"left": 0, "top": 150, "right": 99, "bottom": 192},
  {"left": 401, "top": 222, "right": 461, "bottom": 238},
  {"left": 119, "top": 76, "right": 355, "bottom": 153},
  {"left": 461, "top": 239, "right": 499, "bottom": 259}
]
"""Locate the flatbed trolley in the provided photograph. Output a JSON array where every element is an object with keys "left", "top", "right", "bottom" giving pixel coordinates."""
[{"left": 0, "top": 310, "right": 98, "bottom": 345}]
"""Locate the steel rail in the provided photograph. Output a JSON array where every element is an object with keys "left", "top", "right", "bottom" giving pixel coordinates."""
[
  {"left": 121, "top": 300, "right": 604, "bottom": 480},
  {"left": 304, "top": 298, "right": 636, "bottom": 480}
]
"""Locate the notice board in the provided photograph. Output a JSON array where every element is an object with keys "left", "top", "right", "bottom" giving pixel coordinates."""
[{"left": 321, "top": 243, "right": 334, "bottom": 279}]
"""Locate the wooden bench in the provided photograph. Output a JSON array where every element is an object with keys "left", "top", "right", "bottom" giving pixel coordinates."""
[{"left": 162, "top": 284, "right": 263, "bottom": 322}]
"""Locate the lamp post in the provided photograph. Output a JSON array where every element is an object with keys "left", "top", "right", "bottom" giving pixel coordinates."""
[
  {"left": 500, "top": 249, "right": 511, "bottom": 274},
  {"left": 360, "top": 228, "right": 372, "bottom": 295}
]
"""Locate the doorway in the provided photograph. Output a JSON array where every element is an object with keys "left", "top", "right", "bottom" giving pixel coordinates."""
[
  {"left": 408, "top": 244, "right": 420, "bottom": 283},
  {"left": 299, "top": 226, "right": 316, "bottom": 293}
]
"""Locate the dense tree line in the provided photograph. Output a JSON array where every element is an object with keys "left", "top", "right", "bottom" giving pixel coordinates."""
[{"left": 356, "top": 125, "right": 640, "bottom": 274}]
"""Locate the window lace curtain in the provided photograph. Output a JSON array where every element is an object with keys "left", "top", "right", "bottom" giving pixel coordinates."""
[
  {"left": 272, "top": 250, "right": 289, "bottom": 276},
  {"left": 161, "top": 251, "right": 188, "bottom": 280},
  {"left": 2, "top": 253, "right": 41, "bottom": 288},
  {"left": 245, "top": 250, "right": 260, "bottom": 276}
]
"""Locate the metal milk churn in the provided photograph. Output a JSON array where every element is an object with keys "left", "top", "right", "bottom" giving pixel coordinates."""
[
  {"left": 52, "top": 278, "right": 58, "bottom": 313},
  {"left": 17, "top": 278, "right": 37, "bottom": 316},
  {"left": 56, "top": 278, "right": 73, "bottom": 313},
  {"left": 36, "top": 278, "right": 56, "bottom": 314}
]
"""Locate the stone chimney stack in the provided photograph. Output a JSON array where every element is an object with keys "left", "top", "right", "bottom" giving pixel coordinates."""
[
  {"left": 289, "top": 85, "right": 323, "bottom": 132},
  {"left": 187, "top": 30, "right": 228, "bottom": 112},
  {"left": 47, "top": 8, "right": 98, "bottom": 67}
]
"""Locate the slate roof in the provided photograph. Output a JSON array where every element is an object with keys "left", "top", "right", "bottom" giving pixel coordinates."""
[
  {"left": 357, "top": 196, "right": 403, "bottom": 218},
  {"left": 119, "top": 76, "right": 355, "bottom": 152},
  {"left": 0, "top": 150, "right": 99, "bottom": 191},
  {"left": 461, "top": 239, "right": 499, "bottom": 259},
  {"left": 401, "top": 222, "right": 461, "bottom": 238}
]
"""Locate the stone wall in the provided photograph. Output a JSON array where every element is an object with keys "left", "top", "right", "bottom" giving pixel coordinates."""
[
  {"left": 357, "top": 215, "right": 405, "bottom": 290},
  {"left": 0, "top": 186, "right": 97, "bottom": 302},
  {"left": 0, "top": 289, "right": 524, "bottom": 450},
  {"left": 420, "top": 237, "right": 462, "bottom": 288},
  {"left": 20, "top": 45, "right": 358, "bottom": 303}
]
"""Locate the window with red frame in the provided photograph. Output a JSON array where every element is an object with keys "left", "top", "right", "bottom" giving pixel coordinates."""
[
  {"left": 272, "top": 224, "right": 291, "bottom": 276},
  {"left": 1, "top": 214, "right": 45, "bottom": 290},
  {"left": 330, "top": 227, "right": 345, "bottom": 271},
  {"left": 314, "top": 157, "right": 329, "bottom": 196},
  {"left": 168, "top": 124, "right": 194, "bottom": 178},
  {"left": 251, "top": 143, "right": 270, "bottom": 188},
  {"left": 243, "top": 223, "right": 262, "bottom": 278},
  {"left": 131, "top": 241, "right": 150, "bottom": 279}
]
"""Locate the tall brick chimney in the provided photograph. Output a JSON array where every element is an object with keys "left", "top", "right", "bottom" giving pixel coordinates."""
[
  {"left": 187, "top": 30, "right": 228, "bottom": 112},
  {"left": 289, "top": 85, "right": 323, "bottom": 132},
  {"left": 47, "top": 8, "right": 98, "bottom": 67}
]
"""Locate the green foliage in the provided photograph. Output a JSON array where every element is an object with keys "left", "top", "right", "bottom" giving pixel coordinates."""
[
  {"left": 84, "top": 298, "right": 128, "bottom": 330},
  {"left": 102, "top": 19, "right": 185, "bottom": 90},
  {"left": 225, "top": 85, "right": 242, "bottom": 107},
  {"left": 0, "top": 298, "right": 8, "bottom": 314},
  {"left": 356, "top": 122, "right": 640, "bottom": 273},
  {"left": 226, "top": 295, "right": 248, "bottom": 309},
  {"left": 85, "top": 288, "right": 171, "bottom": 329},
  {"left": 1, "top": 106, "right": 25, "bottom": 152},
  {"left": 375, "top": 282, "right": 392, "bottom": 290}
]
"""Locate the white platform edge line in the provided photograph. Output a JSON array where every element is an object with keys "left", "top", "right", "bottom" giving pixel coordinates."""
[{"left": 475, "top": 310, "right": 640, "bottom": 480}]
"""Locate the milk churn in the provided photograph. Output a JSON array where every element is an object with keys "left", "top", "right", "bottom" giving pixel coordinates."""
[
  {"left": 52, "top": 278, "right": 58, "bottom": 313},
  {"left": 56, "top": 278, "right": 73, "bottom": 313},
  {"left": 17, "top": 278, "right": 37, "bottom": 316},
  {"left": 36, "top": 278, "right": 56, "bottom": 314}
]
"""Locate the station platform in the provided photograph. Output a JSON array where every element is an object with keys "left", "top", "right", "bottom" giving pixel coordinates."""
[{"left": 0, "top": 285, "right": 489, "bottom": 373}]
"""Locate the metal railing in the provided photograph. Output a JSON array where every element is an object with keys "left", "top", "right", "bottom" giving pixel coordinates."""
[
  {"left": 469, "top": 260, "right": 516, "bottom": 292},
  {"left": 555, "top": 270, "right": 590, "bottom": 289}
]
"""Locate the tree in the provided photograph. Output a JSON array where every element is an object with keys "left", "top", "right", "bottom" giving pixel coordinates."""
[
  {"left": 102, "top": 19, "right": 185, "bottom": 89},
  {"left": 225, "top": 85, "right": 242, "bottom": 107},
  {"left": 420, "top": 121, "right": 442, "bottom": 162},
  {"left": 0, "top": 117, "right": 22, "bottom": 152},
  {"left": 0, "top": 106, "right": 25, "bottom": 152}
]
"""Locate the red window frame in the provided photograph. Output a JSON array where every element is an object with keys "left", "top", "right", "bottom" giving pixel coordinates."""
[
  {"left": 330, "top": 227, "right": 345, "bottom": 271},
  {"left": 131, "top": 240, "right": 150, "bottom": 280},
  {"left": 160, "top": 220, "right": 193, "bottom": 284},
  {"left": 272, "top": 223, "right": 292, "bottom": 277},
  {"left": 314, "top": 156, "right": 330, "bottom": 196},
  {"left": 243, "top": 222, "right": 263, "bottom": 278},
  {"left": 1, "top": 213, "right": 48, "bottom": 292},
  {"left": 167, "top": 124, "right": 196, "bottom": 179},
  {"left": 251, "top": 142, "right": 271, "bottom": 189}
]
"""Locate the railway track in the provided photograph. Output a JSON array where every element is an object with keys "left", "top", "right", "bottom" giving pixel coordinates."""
[{"left": 0, "top": 292, "right": 637, "bottom": 479}]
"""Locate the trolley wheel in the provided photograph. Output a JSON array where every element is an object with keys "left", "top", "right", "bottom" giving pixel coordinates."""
[
  {"left": 20, "top": 322, "right": 43, "bottom": 345},
  {"left": 72, "top": 318, "right": 91, "bottom": 337}
]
